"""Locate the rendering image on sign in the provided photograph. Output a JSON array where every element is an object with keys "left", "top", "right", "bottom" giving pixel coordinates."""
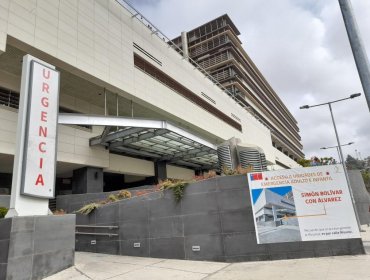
[
  {"left": 251, "top": 185, "right": 301, "bottom": 243},
  {"left": 248, "top": 165, "right": 360, "bottom": 244}
]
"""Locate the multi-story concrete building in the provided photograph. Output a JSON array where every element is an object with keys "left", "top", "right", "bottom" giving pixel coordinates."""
[
  {"left": 0, "top": 1, "right": 301, "bottom": 196},
  {"left": 253, "top": 189, "right": 296, "bottom": 223},
  {"left": 172, "top": 15, "right": 304, "bottom": 163}
]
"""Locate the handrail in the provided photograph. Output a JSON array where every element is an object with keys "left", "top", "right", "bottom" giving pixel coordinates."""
[
  {"left": 75, "top": 232, "right": 119, "bottom": 237},
  {"left": 76, "top": 225, "right": 119, "bottom": 229}
]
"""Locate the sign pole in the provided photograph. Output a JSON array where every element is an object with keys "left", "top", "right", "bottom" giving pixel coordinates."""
[{"left": 328, "top": 103, "right": 362, "bottom": 231}]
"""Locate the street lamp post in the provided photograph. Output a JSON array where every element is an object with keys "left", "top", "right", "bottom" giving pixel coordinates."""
[
  {"left": 320, "top": 142, "right": 354, "bottom": 163},
  {"left": 338, "top": 0, "right": 370, "bottom": 112},
  {"left": 300, "top": 93, "right": 362, "bottom": 230}
]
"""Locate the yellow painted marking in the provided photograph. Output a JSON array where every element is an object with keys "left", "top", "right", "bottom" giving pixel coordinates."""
[{"left": 282, "top": 204, "right": 327, "bottom": 219}]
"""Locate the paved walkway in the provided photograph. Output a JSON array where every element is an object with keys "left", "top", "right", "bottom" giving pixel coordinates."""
[{"left": 46, "top": 226, "right": 370, "bottom": 280}]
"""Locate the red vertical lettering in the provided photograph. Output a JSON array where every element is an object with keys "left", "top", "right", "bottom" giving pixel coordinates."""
[
  {"left": 42, "top": 82, "right": 49, "bottom": 93},
  {"left": 39, "top": 158, "right": 43, "bottom": 169},
  {"left": 41, "top": 111, "right": 47, "bottom": 122},
  {"left": 38, "top": 142, "right": 46, "bottom": 153},
  {"left": 41, "top": 97, "right": 49, "bottom": 107},
  {"left": 39, "top": 126, "right": 47, "bottom": 137},
  {"left": 35, "top": 174, "right": 45, "bottom": 186},
  {"left": 43, "top": 68, "right": 50, "bottom": 79}
]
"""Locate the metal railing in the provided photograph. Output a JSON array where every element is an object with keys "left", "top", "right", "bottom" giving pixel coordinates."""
[
  {"left": 75, "top": 225, "right": 119, "bottom": 237},
  {"left": 190, "top": 35, "right": 229, "bottom": 57},
  {"left": 115, "top": 1, "right": 278, "bottom": 134},
  {"left": 0, "top": 88, "right": 92, "bottom": 129},
  {"left": 198, "top": 52, "right": 230, "bottom": 69},
  {"left": 116, "top": 0, "right": 239, "bottom": 103},
  {"left": 0, "top": 88, "right": 19, "bottom": 109},
  {"left": 212, "top": 69, "right": 232, "bottom": 82}
]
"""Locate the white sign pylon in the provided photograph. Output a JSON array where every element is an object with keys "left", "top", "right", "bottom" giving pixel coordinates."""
[{"left": 6, "top": 55, "right": 60, "bottom": 217}]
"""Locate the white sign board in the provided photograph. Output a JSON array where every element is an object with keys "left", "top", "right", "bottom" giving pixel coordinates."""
[
  {"left": 7, "top": 55, "right": 59, "bottom": 217},
  {"left": 20, "top": 61, "right": 59, "bottom": 198},
  {"left": 248, "top": 165, "right": 360, "bottom": 244}
]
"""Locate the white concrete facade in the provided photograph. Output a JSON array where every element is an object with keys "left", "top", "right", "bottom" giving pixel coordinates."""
[{"left": 0, "top": 0, "right": 300, "bottom": 183}]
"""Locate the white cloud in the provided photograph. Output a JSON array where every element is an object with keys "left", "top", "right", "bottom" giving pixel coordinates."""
[{"left": 131, "top": 0, "right": 370, "bottom": 161}]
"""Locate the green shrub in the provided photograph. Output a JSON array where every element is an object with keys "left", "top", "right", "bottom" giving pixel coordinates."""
[
  {"left": 117, "top": 190, "right": 131, "bottom": 199},
  {"left": 222, "top": 165, "right": 253, "bottom": 175},
  {"left": 107, "top": 194, "right": 119, "bottom": 202},
  {"left": 0, "top": 207, "right": 8, "bottom": 218},
  {"left": 75, "top": 189, "right": 134, "bottom": 215},
  {"left": 193, "top": 170, "right": 218, "bottom": 181},
  {"left": 158, "top": 179, "right": 188, "bottom": 202},
  {"left": 75, "top": 202, "right": 100, "bottom": 215}
]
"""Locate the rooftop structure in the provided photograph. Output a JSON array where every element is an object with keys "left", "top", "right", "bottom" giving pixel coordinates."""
[{"left": 172, "top": 15, "right": 304, "bottom": 163}]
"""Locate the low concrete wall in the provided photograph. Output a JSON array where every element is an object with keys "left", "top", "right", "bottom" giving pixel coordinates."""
[
  {"left": 73, "top": 175, "right": 364, "bottom": 262},
  {"left": 348, "top": 170, "right": 370, "bottom": 225},
  {"left": 0, "top": 215, "right": 75, "bottom": 280},
  {"left": 56, "top": 185, "right": 155, "bottom": 213}
]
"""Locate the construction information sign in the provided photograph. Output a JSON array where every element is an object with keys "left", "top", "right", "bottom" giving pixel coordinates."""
[{"left": 248, "top": 164, "right": 360, "bottom": 244}]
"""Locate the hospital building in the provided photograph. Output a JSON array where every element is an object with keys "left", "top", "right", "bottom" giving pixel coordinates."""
[{"left": 0, "top": 0, "right": 303, "bottom": 195}]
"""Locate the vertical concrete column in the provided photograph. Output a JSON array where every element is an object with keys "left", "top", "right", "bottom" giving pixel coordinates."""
[
  {"left": 72, "top": 167, "right": 103, "bottom": 194},
  {"left": 0, "top": 33, "right": 6, "bottom": 54},
  {"left": 272, "top": 205, "right": 278, "bottom": 222},
  {"left": 154, "top": 161, "right": 167, "bottom": 183},
  {"left": 181, "top": 32, "right": 189, "bottom": 60}
]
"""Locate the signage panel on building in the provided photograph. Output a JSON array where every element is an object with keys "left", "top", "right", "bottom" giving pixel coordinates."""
[
  {"left": 20, "top": 60, "right": 60, "bottom": 198},
  {"left": 248, "top": 165, "right": 360, "bottom": 244}
]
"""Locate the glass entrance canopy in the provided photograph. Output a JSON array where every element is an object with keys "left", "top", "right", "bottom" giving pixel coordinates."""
[{"left": 59, "top": 114, "right": 218, "bottom": 169}]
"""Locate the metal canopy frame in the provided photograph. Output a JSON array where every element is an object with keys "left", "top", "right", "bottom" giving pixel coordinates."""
[{"left": 58, "top": 114, "right": 218, "bottom": 169}]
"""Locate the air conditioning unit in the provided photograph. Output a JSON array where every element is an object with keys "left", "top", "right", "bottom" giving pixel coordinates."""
[
  {"left": 217, "top": 138, "right": 267, "bottom": 172},
  {"left": 237, "top": 144, "right": 267, "bottom": 172},
  {"left": 216, "top": 137, "right": 240, "bottom": 171}
]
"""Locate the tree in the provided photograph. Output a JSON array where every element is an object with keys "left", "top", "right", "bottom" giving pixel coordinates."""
[
  {"left": 364, "top": 156, "right": 370, "bottom": 171},
  {"left": 361, "top": 170, "right": 370, "bottom": 193},
  {"left": 320, "top": 157, "right": 336, "bottom": 165},
  {"left": 346, "top": 155, "right": 365, "bottom": 170},
  {"left": 298, "top": 158, "right": 311, "bottom": 167},
  {"left": 298, "top": 157, "right": 335, "bottom": 167}
]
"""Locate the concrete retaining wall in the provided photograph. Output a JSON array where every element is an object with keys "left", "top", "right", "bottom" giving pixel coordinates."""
[
  {"left": 0, "top": 215, "right": 75, "bottom": 280},
  {"left": 56, "top": 186, "right": 154, "bottom": 213},
  {"left": 348, "top": 170, "right": 370, "bottom": 225},
  {"left": 72, "top": 175, "right": 364, "bottom": 262}
]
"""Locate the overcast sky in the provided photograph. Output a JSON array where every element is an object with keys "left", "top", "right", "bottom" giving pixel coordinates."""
[{"left": 130, "top": 0, "right": 370, "bottom": 162}]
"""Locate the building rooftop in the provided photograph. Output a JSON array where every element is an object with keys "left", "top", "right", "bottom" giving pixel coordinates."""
[{"left": 173, "top": 14, "right": 241, "bottom": 41}]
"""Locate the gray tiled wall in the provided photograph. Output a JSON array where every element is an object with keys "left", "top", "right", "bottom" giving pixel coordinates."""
[
  {"left": 0, "top": 219, "right": 11, "bottom": 280},
  {"left": 348, "top": 170, "right": 370, "bottom": 225},
  {"left": 0, "top": 215, "right": 75, "bottom": 280},
  {"left": 73, "top": 175, "right": 365, "bottom": 262}
]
